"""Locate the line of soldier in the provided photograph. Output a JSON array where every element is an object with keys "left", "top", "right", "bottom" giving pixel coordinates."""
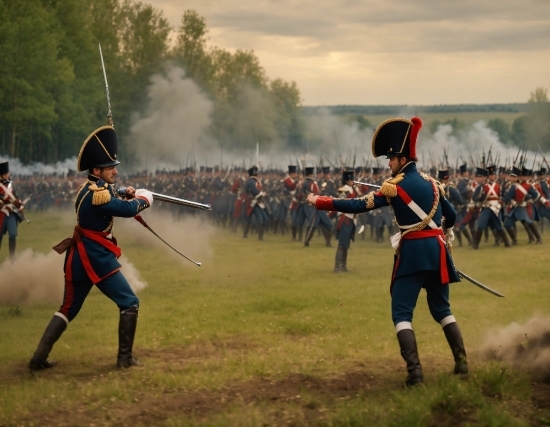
[{"left": 3, "top": 160, "right": 549, "bottom": 263}]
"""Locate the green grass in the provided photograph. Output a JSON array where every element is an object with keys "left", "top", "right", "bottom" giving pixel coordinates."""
[{"left": 0, "top": 211, "right": 548, "bottom": 426}]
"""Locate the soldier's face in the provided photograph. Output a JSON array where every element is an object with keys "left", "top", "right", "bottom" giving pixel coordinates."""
[
  {"left": 96, "top": 166, "right": 118, "bottom": 184},
  {"left": 388, "top": 157, "right": 406, "bottom": 176}
]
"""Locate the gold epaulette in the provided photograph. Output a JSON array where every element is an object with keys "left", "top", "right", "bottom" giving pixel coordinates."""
[
  {"left": 88, "top": 182, "right": 111, "bottom": 205},
  {"left": 380, "top": 173, "right": 404, "bottom": 197},
  {"left": 419, "top": 172, "right": 446, "bottom": 197}
]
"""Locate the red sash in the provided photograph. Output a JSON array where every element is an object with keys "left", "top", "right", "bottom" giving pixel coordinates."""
[{"left": 402, "top": 228, "right": 449, "bottom": 284}]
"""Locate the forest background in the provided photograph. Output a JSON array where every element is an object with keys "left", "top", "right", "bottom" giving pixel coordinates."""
[{"left": 0, "top": 0, "right": 548, "bottom": 168}]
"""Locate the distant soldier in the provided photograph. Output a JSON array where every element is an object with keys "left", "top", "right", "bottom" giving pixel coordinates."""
[
  {"left": 534, "top": 168, "right": 550, "bottom": 223},
  {"left": 470, "top": 165, "right": 511, "bottom": 249},
  {"left": 281, "top": 165, "right": 299, "bottom": 238},
  {"left": 438, "top": 169, "right": 466, "bottom": 246},
  {"left": 455, "top": 164, "right": 473, "bottom": 245},
  {"left": 243, "top": 166, "right": 268, "bottom": 240},
  {"left": 0, "top": 161, "right": 26, "bottom": 260},
  {"left": 303, "top": 167, "right": 333, "bottom": 247}
]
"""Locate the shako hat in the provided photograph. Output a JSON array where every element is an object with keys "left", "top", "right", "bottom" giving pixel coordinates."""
[
  {"left": 510, "top": 166, "right": 521, "bottom": 177},
  {"left": 372, "top": 117, "right": 422, "bottom": 159},
  {"left": 486, "top": 165, "right": 497, "bottom": 175},
  {"left": 437, "top": 170, "right": 450, "bottom": 181},
  {"left": 475, "top": 167, "right": 488, "bottom": 177},
  {"left": 459, "top": 164, "right": 468, "bottom": 174},
  {"left": 77, "top": 126, "right": 120, "bottom": 172},
  {"left": 342, "top": 169, "right": 354, "bottom": 184},
  {"left": 536, "top": 167, "right": 547, "bottom": 176},
  {"left": 304, "top": 166, "right": 315, "bottom": 176},
  {"left": 372, "top": 167, "right": 380, "bottom": 175},
  {"left": 248, "top": 165, "right": 259, "bottom": 176},
  {"left": 322, "top": 166, "right": 331, "bottom": 174},
  {"left": 520, "top": 167, "right": 532, "bottom": 176},
  {"left": 288, "top": 165, "right": 297, "bottom": 174},
  {"left": 0, "top": 161, "right": 9, "bottom": 175}
]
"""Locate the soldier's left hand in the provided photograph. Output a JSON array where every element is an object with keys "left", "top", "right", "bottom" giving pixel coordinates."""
[{"left": 124, "top": 186, "right": 136, "bottom": 199}]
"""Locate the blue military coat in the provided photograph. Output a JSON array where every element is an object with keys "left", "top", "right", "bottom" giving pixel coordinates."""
[
  {"left": 317, "top": 162, "right": 459, "bottom": 284},
  {"left": 66, "top": 176, "right": 149, "bottom": 283}
]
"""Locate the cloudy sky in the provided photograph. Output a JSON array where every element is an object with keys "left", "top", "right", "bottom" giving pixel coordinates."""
[{"left": 146, "top": 0, "right": 548, "bottom": 106}]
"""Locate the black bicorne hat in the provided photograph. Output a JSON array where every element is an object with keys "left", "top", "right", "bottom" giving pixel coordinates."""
[
  {"left": 77, "top": 126, "right": 120, "bottom": 172},
  {"left": 322, "top": 166, "right": 331, "bottom": 174},
  {"left": 372, "top": 117, "right": 422, "bottom": 159},
  {"left": 305, "top": 167, "right": 315, "bottom": 176},
  {"left": 475, "top": 167, "right": 488, "bottom": 177},
  {"left": 437, "top": 170, "right": 449, "bottom": 181},
  {"left": 288, "top": 165, "right": 297, "bottom": 174},
  {"left": 248, "top": 165, "right": 258, "bottom": 176},
  {"left": 0, "top": 161, "right": 8, "bottom": 175},
  {"left": 342, "top": 169, "right": 354, "bottom": 184}
]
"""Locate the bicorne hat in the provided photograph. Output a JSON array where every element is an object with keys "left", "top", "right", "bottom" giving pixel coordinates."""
[
  {"left": 77, "top": 126, "right": 120, "bottom": 172},
  {"left": 372, "top": 117, "right": 422, "bottom": 159}
]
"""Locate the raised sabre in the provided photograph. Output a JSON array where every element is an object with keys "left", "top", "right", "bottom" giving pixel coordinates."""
[{"left": 99, "top": 43, "right": 113, "bottom": 127}]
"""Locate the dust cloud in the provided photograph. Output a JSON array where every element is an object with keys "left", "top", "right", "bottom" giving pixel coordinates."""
[
  {"left": 0, "top": 249, "right": 148, "bottom": 306},
  {"left": 479, "top": 316, "right": 550, "bottom": 380}
]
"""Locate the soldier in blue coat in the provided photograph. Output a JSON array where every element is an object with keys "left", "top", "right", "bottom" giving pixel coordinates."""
[
  {"left": 29, "top": 125, "right": 152, "bottom": 370},
  {"left": 307, "top": 117, "right": 467, "bottom": 386}
]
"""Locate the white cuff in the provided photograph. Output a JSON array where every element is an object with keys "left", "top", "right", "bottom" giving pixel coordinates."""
[
  {"left": 440, "top": 315, "right": 456, "bottom": 328},
  {"left": 395, "top": 321, "right": 413, "bottom": 333}
]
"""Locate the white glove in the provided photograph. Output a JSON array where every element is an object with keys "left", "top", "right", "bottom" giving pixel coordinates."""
[
  {"left": 135, "top": 189, "right": 153, "bottom": 206},
  {"left": 390, "top": 232, "right": 401, "bottom": 250}
]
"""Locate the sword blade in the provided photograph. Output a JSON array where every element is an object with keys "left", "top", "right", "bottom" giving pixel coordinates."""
[
  {"left": 457, "top": 269, "right": 504, "bottom": 297},
  {"left": 354, "top": 180, "right": 381, "bottom": 189},
  {"left": 99, "top": 43, "right": 113, "bottom": 126}
]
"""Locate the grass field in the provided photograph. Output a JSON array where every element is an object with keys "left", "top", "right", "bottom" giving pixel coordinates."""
[{"left": 0, "top": 211, "right": 549, "bottom": 427}]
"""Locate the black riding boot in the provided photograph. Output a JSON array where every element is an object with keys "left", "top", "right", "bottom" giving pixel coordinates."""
[
  {"left": 523, "top": 221, "right": 535, "bottom": 243},
  {"left": 397, "top": 329, "right": 423, "bottom": 386},
  {"left": 528, "top": 222, "right": 542, "bottom": 244},
  {"left": 443, "top": 322, "right": 468, "bottom": 374},
  {"left": 291, "top": 226, "right": 297, "bottom": 241},
  {"left": 325, "top": 229, "right": 332, "bottom": 247},
  {"left": 471, "top": 230, "right": 483, "bottom": 249},
  {"left": 341, "top": 247, "right": 349, "bottom": 272},
  {"left": 29, "top": 315, "right": 67, "bottom": 370},
  {"left": 243, "top": 223, "right": 251, "bottom": 238},
  {"left": 497, "top": 229, "right": 511, "bottom": 247},
  {"left": 455, "top": 230, "right": 463, "bottom": 247},
  {"left": 8, "top": 237, "right": 16, "bottom": 261},
  {"left": 462, "top": 228, "right": 472, "bottom": 246},
  {"left": 506, "top": 227, "right": 517, "bottom": 245},
  {"left": 334, "top": 245, "right": 345, "bottom": 273},
  {"left": 298, "top": 227, "right": 303, "bottom": 242},
  {"left": 258, "top": 224, "right": 265, "bottom": 241},
  {"left": 304, "top": 227, "right": 316, "bottom": 246},
  {"left": 117, "top": 306, "right": 140, "bottom": 368}
]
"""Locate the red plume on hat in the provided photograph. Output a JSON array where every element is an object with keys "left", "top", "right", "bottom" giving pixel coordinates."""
[{"left": 409, "top": 117, "right": 422, "bottom": 159}]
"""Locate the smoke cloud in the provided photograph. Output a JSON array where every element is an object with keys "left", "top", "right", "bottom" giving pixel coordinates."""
[
  {"left": 0, "top": 250, "right": 147, "bottom": 306},
  {"left": 479, "top": 316, "right": 550, "bottom": 380},
  {"left": 129, "top": 67, "right": 214, "bottom": 171},
  {"left": 0, "top": 155, "right": 78, "bottom": 177}
]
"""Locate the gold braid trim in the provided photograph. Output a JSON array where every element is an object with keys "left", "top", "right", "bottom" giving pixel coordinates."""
[
  {"left": 88, "top": 182, "right": 111, "bottom": 205},
  {"left": 359, "top": 192, "right": 375, "bottom": 209},
  {"left": 380, "top": 173, "right": 404, "bottom": 197}
]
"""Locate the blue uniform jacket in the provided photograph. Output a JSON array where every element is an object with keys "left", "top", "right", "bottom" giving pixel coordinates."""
[
  {"left": 66, "top": 176, "right": 149, "bottom": 282},
  {"left": 321, "top": 163, "right": 459, "bottom": 283}
]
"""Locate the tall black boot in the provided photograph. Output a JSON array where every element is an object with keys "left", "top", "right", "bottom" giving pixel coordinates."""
[
  {"left": 243, "top": 223, "right": 251, "bottom": 238},
  {"left": 522, "top": 221, "right": 535, "bottom": 243},
  {"left": 443, "top": 322, "right": 468, "bottom": 374},
  {"left": 273, "top": 220, "right": 279, "bottom": 235},
  {"left": 491, "top": 228, "right": 500, "bottom": 246},
  {"left": 506, "top": 227, "right": 517, "bottom": 245},
  {"left": 528, "top": 222, "right": 542, "bottom": 244},
  {"left": 471, "top": 230, "right": 483, "bottom": 249},
  {"left": 117, "top": 306, "right": 140, "bottom": 368},
  {"left": 304, "top": 227, "right": 316, "bottom": 246},
  {"left": 497, "top": 229, "right": 511, "bottom": 247},
  {"left": 258, "top": 224, "right": 265, "bottom": 241},
  {"left": 462, "top": 228, "right": 472, "bottom": 246},
  {"left": 8, "top": 237, "right": 16, "bottom": 261},
  {"left": 325, "top": 229, "right": 332, "bottom": 247},
  {"left": 291, "top": 226, "right": 297, "bottom": 241},
  {"left": 29, "top": 315, "right": 67, "bottom": 370},
  {"left": 298, "top": 227, "right": 303, "bottom": 242},
  {"left": 341, "top": 247, "right": 348, "bottom": 272},
  {"left": 455, "top": 230, "right": 463, "bottom": 247},
  {"left": 397, "top": 329, "right": 423, "bottom": 386},
  {"left": 334, "top": 245, "right": 344, "bottom": 273},
  {"left": 484, "top": 228, "right": 489, "bottom": 243}
]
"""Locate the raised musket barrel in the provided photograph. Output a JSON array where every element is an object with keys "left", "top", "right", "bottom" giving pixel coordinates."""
[{"left": 116, "top": 187, "right": 211, "bottom": 211}]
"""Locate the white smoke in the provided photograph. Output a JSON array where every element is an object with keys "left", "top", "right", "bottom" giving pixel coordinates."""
[
  {"left": 129, "top": 66, "right": 214, "bottom": 171},
  {"left": 0, "top": 155, "right": 78, "bottom": 177},
  {"left": 0, "top": 249, "right": 147, "bottom": 306}
]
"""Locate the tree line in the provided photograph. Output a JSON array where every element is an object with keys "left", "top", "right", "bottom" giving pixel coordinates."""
[{"left": 0, "top": 1, "right": 304, "bottom": 165}]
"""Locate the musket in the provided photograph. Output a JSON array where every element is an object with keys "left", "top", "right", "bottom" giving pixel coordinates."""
[
  {"left": 116, "top": 188, "right": 211, "bottom": 211},
  {"left": 536, "top": 143, "right": 550, "bottom": 170},
  {"left": 98, "top": 43, "right": 113, "bottom": 127},
  {"left": 325, "top": 157, "right": 337, "bottom": 169},
  {"left": 334, "top": 131, "right": 344, "bottom": 167}
]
